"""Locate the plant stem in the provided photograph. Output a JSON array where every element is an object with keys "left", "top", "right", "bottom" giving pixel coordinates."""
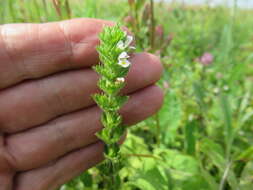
[
  {"left": 33, "top": 0, "right": 41, "bottom": 22},
  {"left": 18, "top": 0, "right": 28, "bottom": 22},
  {"left": 219, "top": 161, "right": 232, "bottom": 190},
  {"left": 42, "top": 0, "right": 49, "bottom": 21},
  {"left": 8, "top": 0, "right": 16, "bottom": 22},
  {"left": 52, "top": 0, "right": 62, "bottom": 19},
  {"left": 124, "top": 153, "right": 160, "bottom": 159},
  {"left": 149, "top": 0, "right": 155, "bottom": 50},
  {"left": 155, "top": 113, "right": 161, "bottom": 146},
  {"left": 65, "top": 0, "right": 72, "bottom": 19}
]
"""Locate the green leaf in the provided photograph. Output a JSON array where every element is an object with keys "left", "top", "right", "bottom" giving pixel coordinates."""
[
  {"left": 200, "top": 138, "right": 226, "bottom": 170},
  {"left": 98, "top": 77, "right": 125, "bottom": 95},
  {"left": 128, "top": 159, "right": 170, "bottom": 190},
  {"left": 241, "top": 110, "right": 253, "bottom": 127},
  {"left": 93, "top": 94, "right": 128, "bottom": 112},
  {"left": 193, "top": 82, "right": 207, "bottom": 112},
  {"left": 199, "top": 138, "right": 239, "bottom": 190},
  {"left": 239, "top": 161, "right": 253, "bottom": 189},
  {"left": 236, "top": 146, "right": 253, "bottom": 161},
  {"left": 184, "top": 121, "right": 196, "bottom": 156},
  {"left": 158, "top": 90, "right": 182, "bottom": 145},
  {"left": 199, "top": 167, "right": 219, "bottom": 190},
  {"left": 155, "top": 148, "right": 199, "bottom": 175},
  {"left": 219, "top": 94, "right": 233, "bottom": 157},
  {"left": 79, "top": 172, "right": 93, "bottom": 187}
]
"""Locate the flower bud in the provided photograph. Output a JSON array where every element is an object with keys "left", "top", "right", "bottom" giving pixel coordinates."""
[{"left": 116, "top": 77, "right": 125, "bottom": 84}]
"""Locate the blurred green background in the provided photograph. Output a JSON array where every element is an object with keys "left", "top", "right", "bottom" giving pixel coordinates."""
[{"left": 1, "top": 0, "right": 252, "bottom": 189}]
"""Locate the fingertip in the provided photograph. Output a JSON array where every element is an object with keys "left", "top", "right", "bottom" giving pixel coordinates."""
[
  {"left": 149, "top": 85, "right": 164, "bottom": 113},
  {"left": 124, "top": 53, "right": 163, "bottom": 94},
  {"left": 144, "top": 52, "right": 163, "bottom": 81}
]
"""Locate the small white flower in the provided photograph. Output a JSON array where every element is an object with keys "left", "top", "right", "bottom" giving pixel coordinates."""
[
  {"left": 116, "top": 77, "right": 125, "bottom": 83},
  {"left": 116, "top": 35, "right": 134, "bottom": 50},
  {"left": 118, "top": 59, "right": 131, "bottom": 68},
  {"left": 125, "top": 35, "right": 133, "bottom": 47},
  {"left": 116, "top": 40, "right": 125, "bottom": 50},
  {"left": 117, "top": 52, "right": 131, "bottom": 68},
  {"left": 118, "top": 52, "right": 130, "bottom": 60}
]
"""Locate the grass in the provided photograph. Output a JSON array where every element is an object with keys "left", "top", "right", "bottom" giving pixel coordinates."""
[{"left": 1, "top": 0, "right": 252, "bottom": 189}]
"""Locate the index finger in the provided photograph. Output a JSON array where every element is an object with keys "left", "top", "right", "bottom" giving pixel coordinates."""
[{"left": 0, "top": 18, "right": 115, "bottom": 89}]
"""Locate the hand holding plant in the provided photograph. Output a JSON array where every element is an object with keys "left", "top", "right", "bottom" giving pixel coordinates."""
[{"left": 0, "top": 18, "right": 163, "bottom": 190}]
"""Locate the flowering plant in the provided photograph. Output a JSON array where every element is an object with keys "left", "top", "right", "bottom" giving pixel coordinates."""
[{"left": 92, "top": 24, "right": 134, "bottom": 189}]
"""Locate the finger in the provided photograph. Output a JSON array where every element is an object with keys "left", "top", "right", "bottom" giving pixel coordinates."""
[
  {"left": 14, "top": 141, "right": 104, "bottom": 190},
  {"left": 0, "top": 18, "right": 115, "bottom": 89},
  {"left": 5, "top": 85, "right": 163, "bottom": 171},
  {"left": 0, "top": 53, "right": 162, "bottom": 133},
  {"left": 0, "top": 172, "right": 14, "bottom": 190}
]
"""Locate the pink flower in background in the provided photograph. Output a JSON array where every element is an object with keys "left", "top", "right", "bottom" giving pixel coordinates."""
[
  {"left": 199, "top": 52, "right": 214, "bottom": 65},
  {"left": 155, "top": 25, "right": 164, "bottom": 38}
]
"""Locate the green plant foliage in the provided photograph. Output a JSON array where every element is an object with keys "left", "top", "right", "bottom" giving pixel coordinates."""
[{"left": 92, "top": 24, "right": 135, "bottom": 190}]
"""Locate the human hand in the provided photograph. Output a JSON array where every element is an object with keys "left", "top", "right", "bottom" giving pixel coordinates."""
[{"left": 0, "top": 18, "right": 163, "bottom": 190}]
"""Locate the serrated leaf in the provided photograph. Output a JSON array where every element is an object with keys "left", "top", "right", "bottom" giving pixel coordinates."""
[
  {"left": 158, "top": 91, "right": 182, "bottom": 145},
  {"left": 129, "top": 161, "right": 169, "bottom": 190}
]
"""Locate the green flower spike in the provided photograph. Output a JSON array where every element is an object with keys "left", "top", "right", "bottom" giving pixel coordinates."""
[{"left": 92, "top": 24, "right": 135, "bottom": 189}]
